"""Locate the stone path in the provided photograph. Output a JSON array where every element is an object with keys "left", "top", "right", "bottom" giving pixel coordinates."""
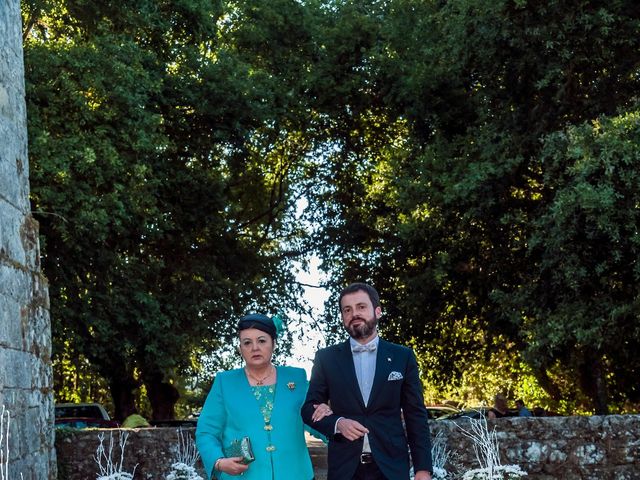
[{"left": 306, "top": 432, "right": 328, "bottom": 480}]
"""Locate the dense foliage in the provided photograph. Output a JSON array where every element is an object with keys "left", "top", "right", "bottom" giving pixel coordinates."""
[
  {"left": 23, "top": 0, "right": 316, "bottom": 419},
  {"left": 301, "top": 0, "right": 640, "bottom": 414},
  {"left": 23, "top": 0, "right": 640, "bottom": 416}
]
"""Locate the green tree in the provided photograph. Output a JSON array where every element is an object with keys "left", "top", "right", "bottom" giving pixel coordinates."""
[
  {"left": 25, "top": 0, "right": 640, "bottom": 416},
  {"left": 499, "top": 112, "right": 640, "bottom": 413},
  {"left": 303, "top": 0, "right": 640, "bottom": 413},
  {"left": 24, "top": 0, "right": 316, "bottom": 419}
]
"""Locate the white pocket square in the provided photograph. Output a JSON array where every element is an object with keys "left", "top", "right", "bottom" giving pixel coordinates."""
[{"left": 388, "top": 371, "right": 403, "bottom": 381}]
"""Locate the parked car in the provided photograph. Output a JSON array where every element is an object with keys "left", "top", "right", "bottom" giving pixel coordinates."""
[
  {"left": 438, "top": 406, "right": 526, "bottom": 420},
  {"left": 55, "top": 402, "right": 119, "bottom": 429},
  {"left": 54, "top": 417, "right": 120, "bottom": 429},
  {"left": 437, "top": 407, "right": 490, "bottom": 420},
  {"left": 149, "top": 418, "right": 197, "bottom": 428},
  {"left": 425, "top": 405, "right": 461, "bottom": 420}
]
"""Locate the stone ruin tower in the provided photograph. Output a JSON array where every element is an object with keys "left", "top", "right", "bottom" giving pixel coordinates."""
[{"left": 0, "top": 0, "right": 56, "bottom": 478}]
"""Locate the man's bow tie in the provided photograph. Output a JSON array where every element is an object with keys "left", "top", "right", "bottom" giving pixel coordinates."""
[{"left": 352, "top": 343, "right": 377, "bottom": 353}]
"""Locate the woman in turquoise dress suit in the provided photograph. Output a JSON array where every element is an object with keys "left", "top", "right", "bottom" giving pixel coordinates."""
[{"left": 196, "top": 313, "right": 328, "bottom": 480}]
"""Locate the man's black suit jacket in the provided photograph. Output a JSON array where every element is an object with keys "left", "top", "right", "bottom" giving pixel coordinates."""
[{"left": 302, "top": 338, "right": 432, "bottom": 479}]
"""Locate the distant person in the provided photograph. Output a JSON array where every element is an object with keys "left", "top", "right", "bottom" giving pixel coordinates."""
[
  {"left": 302, "top": 282, "right": 433, "bottom": 480},
  {"left": 533, "top": 406, "right": 547, "bottom": 417},
  {"left": 196, "top": 313, "right": 328, "bottom": 480},
  {"left": 515, "top": 399, "right": 532, "bottom": 417},
  {"left": 487, "top": 393, "right": 510, "bottom": 419}
]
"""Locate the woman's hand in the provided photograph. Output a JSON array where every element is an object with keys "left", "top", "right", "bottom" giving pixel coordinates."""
[
  {"left": 218, "top": 457, "right": 249, "bottom": 476},
  {"left": 312, "top": 402, "right": 333, "bottom": 422}
]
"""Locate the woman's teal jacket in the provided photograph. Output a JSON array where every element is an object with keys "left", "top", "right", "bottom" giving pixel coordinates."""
[{"left": 196, "top": 366, "right": 314, "bottom": 480}]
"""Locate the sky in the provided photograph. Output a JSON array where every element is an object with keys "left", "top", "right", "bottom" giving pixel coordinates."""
[{"left": 286, "top": 256, "right": 330, "bottom": 375}]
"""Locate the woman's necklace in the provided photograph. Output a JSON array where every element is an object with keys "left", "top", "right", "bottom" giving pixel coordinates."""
[{"left": 245, "top": 365, "right": 274, "bottom": 385}]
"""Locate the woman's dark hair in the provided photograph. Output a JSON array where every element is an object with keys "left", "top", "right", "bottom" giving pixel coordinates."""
[{"left": 237, "top": 313, "right": 277, "bottom": 340}]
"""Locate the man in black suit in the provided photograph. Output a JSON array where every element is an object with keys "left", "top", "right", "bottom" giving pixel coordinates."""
[{"left": 302, "top": 282, "right": 433, "bottom": 480}]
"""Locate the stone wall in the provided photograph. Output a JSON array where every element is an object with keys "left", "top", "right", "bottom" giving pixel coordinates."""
[
  {"left": 55, "top": 428, "right": 207, "bottom": 480},
  {"left": 0, "top": 0, "right": 56, "bottom": 478},
  {"left": 432, "top": 415, "right": 640, "bottom": 480},
  {"left": 55, "top": 416, "right": 640, "bottom": 479}
]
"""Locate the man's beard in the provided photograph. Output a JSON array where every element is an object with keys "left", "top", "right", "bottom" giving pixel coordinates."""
[{"left": 346, "top": 315, "right": 378, "bottom": 339}]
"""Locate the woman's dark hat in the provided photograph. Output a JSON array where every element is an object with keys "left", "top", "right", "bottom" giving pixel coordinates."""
[{"left": 237, "top": 313, "right": 278, "bottom": 339}]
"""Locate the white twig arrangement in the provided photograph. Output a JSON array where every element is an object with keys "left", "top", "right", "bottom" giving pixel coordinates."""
[
  {"left": 95, "top": 431, "right": 138, "bottom": 480},
  {"left": 462, "top": 464, "right": 527, "bottom": 480},
  {"left": 457, "top": 414, "right": 500, "bottom": 473},
  {"left": 1, "top": 405, "right": 9, "bottom": 480},
  {"left": 431, "top": 431, "right": 452, "bottom": 479},
  {"left": 165, "top": 429, "right": 203, "bottom": 480},
  {"left": 0, "top": 406, "right": 23, "bottom": 480},
  {"left": 456, "top": 413, "right": 527, "bottom": 479},
  {"left": 410, "top": 430, "right": 455, "bottom": 480}
]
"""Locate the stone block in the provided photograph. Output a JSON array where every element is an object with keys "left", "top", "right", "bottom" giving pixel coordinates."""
[
  {"left": 0, "top": 263, "right": 32, "bottom": 304},
  {"left": 0, "top": 294, "right": 22, "bottom": 347}
]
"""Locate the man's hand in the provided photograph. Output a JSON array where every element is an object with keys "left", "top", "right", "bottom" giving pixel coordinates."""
[
  {"left": 414, "top": 470, "right": 432, "bottom": 480},
  {"left": 336, "top": 418, "right": 369, "bottom": 441}
]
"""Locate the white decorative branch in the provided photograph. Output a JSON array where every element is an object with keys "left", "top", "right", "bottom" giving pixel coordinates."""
[
  {"left": 455, "top": 412, "right": 527, "bottom": 479},
  {"left": 0, "top": 406, "right": 23, "bottom": 480},
  {"left": 0, "top": 405, "right": 9, "bottom": 480},
  {"left": 165, "top": 429, "right": 203, "bottom": 480},
  {"left": 95, "top": 431, "right": 137, "bottom": 480}
]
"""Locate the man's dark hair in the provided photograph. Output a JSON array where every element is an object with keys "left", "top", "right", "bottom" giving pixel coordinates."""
[{"left": 338, "top": 282, "right": 381, "bottom": 310}]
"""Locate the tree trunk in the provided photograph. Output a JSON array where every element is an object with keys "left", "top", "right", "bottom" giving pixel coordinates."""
[
  {"left": 143, "top": 371, "right": 180, "bottom": 420},
  {"left": 579, "top": 352, "right": 610, "bottom": 415},
  {"left": 533, "top": 366, "right": 563, "bottom": 402},
  {"left": 108, "top": 375, "right": 139, "bottom": 421}
]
